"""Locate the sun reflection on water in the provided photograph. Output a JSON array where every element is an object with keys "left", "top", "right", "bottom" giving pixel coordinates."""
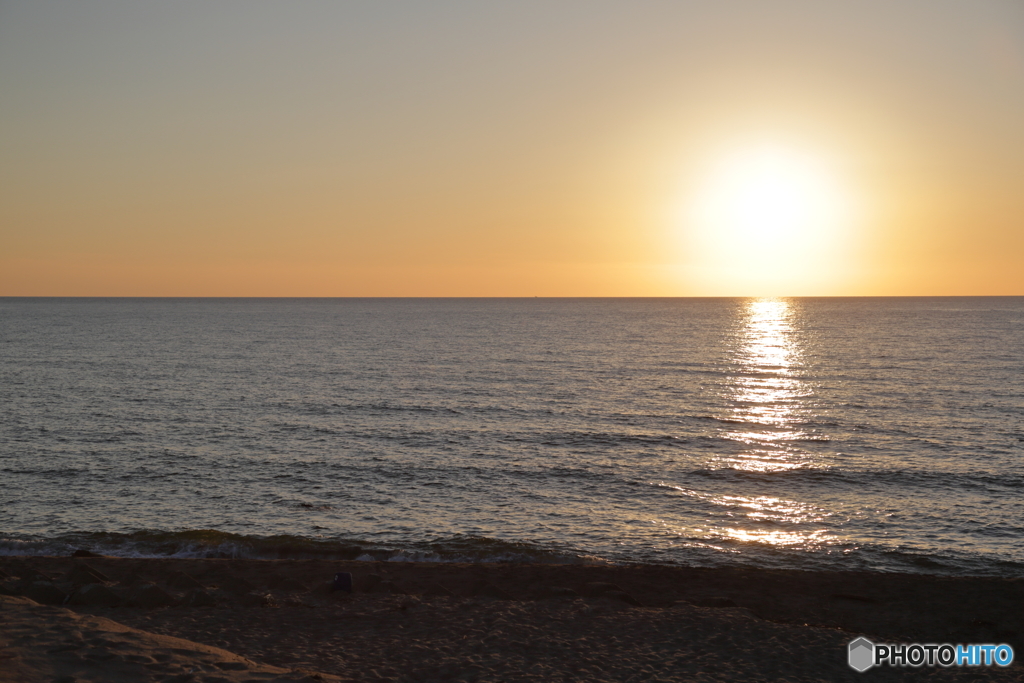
[
  {"left": 652, "top": 482, "right": 839, "bottom": 550},
  {"left": 677, "top": 298, "right": 839, "bottom": 550},
  {"left": 716, "top": 298, "right": 815, "bottom": 473}
]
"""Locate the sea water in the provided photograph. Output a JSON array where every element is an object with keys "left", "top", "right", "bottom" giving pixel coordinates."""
[{"left": 1, "top": 297, "right": 1022, "bottom": 576}]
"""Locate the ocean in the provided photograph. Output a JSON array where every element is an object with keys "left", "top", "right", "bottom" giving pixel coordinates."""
[{"left": 1, "top": 297, "right": 1021, "bottom": 576}]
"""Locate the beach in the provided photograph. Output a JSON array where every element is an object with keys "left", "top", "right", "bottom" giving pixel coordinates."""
[{"left": 2, "top": 555, "right": 1021, "bottom": 682}]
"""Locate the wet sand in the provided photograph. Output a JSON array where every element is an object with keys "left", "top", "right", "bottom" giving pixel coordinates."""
[{"left": 1, "top": 555, "right": 1021, "bottom": 682}]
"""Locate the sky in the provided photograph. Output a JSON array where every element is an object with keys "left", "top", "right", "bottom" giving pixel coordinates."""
[{"left": 1, "top": 0, "right": 1022, "bottom": 296}]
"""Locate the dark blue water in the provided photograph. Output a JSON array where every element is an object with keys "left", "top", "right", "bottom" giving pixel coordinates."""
[{"left": 1, "top": 297, "right": 1022, "bottom": 575}]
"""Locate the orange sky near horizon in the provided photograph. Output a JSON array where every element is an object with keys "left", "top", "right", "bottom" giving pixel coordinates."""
[{"left": 1, "top": 1, "right": 1022, "bottom": 297}]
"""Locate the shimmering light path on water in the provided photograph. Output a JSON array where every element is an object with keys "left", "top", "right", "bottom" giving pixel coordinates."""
[{"left": 1, "top": 298, "right": 1022, "bottom": 575}]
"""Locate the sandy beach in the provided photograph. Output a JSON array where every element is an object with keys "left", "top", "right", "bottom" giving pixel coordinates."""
[{"left": 1, "top": 555, "right": 1021, "bottom": 682}]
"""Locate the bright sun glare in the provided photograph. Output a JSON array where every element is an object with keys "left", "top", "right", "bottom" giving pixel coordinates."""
[{"left": 682, "top": 143, "right": 856, "bottom": 295}]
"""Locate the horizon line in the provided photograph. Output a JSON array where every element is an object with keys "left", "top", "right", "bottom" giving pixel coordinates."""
[{"left": 3, "top": 295, "right": 1022, "bottom": 300}]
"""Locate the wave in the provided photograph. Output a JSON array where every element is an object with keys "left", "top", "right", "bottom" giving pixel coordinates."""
[
  {"left": 683, "top": 464, "right": 1024, "bottom": 492},
  {"left": 0, "top": 530, "right": 361, "bottom": 561},
  {"left": 658, "top": 535, "right": 1024, "bottom": 578},
  {"left": 0, "top": 530, "right": 600, "bottom": 565},
  {"left": 1, "top": 528, "right": 1021, "bottom": 577}
]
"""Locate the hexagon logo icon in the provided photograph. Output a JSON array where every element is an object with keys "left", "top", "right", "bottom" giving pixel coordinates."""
[{"left": 848, "top": 637, "right": 875, "bottom": 672}]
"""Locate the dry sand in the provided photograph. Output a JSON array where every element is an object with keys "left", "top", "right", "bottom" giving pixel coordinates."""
[{"left": 1, "top": 555, "right": 1021, "bottom": 682}]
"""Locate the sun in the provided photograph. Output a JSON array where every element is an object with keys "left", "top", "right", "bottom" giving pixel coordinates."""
[
  {"left": 680, "top": 143, "right": 857, "bottom": 295},
  {"left": 708, "top": 148, "right": 832, "bottom": 245}
]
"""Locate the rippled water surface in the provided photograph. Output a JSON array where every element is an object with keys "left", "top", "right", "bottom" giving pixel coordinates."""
[{"left": 1, "top": 297, "right": 1022, "bottom": 575}]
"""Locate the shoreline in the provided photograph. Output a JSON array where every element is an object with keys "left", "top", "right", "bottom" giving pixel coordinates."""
[
  {"left": 2, "top": 555, "right": 1022, "bottom": 682},
  {"left": 6, "top": 529, "right": 1022, "bottom": 579}
]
